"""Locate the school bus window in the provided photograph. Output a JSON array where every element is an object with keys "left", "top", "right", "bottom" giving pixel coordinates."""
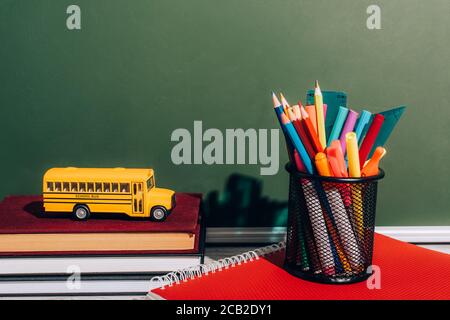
[
  {"left": 47, "top": 182, "right": 54, "bottom": 192},
  {"left": 87, "top": 183, "right": 94, "bottom": 192},
  {"left": 147, "top": 177, "right": 154, "bottom": 190},
  {"left": 79, "top": 182, "right": 86, "bottom": 192},
  {"left": 133, "top": 183, "right": 137, "bottom": 195},
  {"left": 138, "top": 184, "right": 142, "bottom": 192},
  {"left": 71, "top": 182, "right": 78, "bottom": 192},
  {"left": 63, "top": 182, "right": 69, "bottom": 192},
  {"left": 103, "top": 183, "right": 110, "bottom": 192},
  {"left": 120, "top": 183, "right": 129, "bottom": 193},
  {"left": 95, "top": 183, "right": 102, "bottom": 192},
  {"left": 55, "top": 182, "right": 61, "bottom": 191},
  {"left": 112, "top": 183, "right": 118, "bottom": 193}
]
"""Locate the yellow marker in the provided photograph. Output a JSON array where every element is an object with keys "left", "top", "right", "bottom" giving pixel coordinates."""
[
  {"left": 345, "top": 132, "right": 361, "bottom": 178},
  {"left": 361, "top": 147, "right": 386, "bottom": 177},
  {"left": 314, "top": 80, "right": 326, "bottom": 148},
  {"left": 314, "top": 152, "right": 331, "bottom": 177},
  {"left": 345, "top": 132, "right": 364, "bottom": 239}
]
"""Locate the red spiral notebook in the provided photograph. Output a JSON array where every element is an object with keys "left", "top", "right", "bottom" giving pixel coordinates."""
[{"left": 149, "top": 234, "right": 450, "bottom": 300}]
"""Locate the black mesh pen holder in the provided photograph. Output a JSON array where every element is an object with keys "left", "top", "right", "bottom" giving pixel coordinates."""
[{"left": 284, "top": 163, "right": 385, "bottom": 284}]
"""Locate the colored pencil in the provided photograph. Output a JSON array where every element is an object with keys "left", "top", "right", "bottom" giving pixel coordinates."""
[
  {"left": 272, "top": 93, "right": 294, "bottom": 161},
  {"left": 281, "top": 113, "right": 314, "bottom": 174},
  {"left": 314, "top": 80, "right": 327, "bottom": 148},
  {"left": 300, "top": 105, "right": 324, "bottom": 153},
  {"left": 287, "top": 107, "right": 315, "bottom": 160}
]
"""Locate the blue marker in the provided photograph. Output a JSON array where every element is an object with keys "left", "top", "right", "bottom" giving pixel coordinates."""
[
  {"left": 328, "top": 106, "right": 349, "bottom": 146},
  {"left": 354, "top": 110, "right": 372, "bottom": 142},
  {"left": 359, "top": 115, "right": 373, "bottom": 147}
]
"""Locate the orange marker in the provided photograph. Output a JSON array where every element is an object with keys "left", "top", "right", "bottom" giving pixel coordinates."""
[
  {"left": 328, "top": 141, "right": 354, "bottom": 234},
  {"left": 327, "top": 140, "right": 348, "bottom": 177},
  {"left": 361, "top": 147, "right": 386, "bottom": 177},
  {"left": 300, "top": 105, "right": 324, "bottom": 153},
  {"left": 314, "top": 152, "right": 332, "bottom": 177},
  {"left": 305, "top": 105, "right": 317, "bottom": 132}
]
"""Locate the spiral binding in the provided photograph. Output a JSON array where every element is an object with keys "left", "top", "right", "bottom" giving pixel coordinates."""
[{"left": 149, "top": 241, "right": 286, "bottom": 290}]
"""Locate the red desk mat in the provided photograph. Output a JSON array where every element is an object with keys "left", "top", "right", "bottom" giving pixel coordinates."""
[{"left": 152, "top": 234, "right": 450, "bottom": 300}]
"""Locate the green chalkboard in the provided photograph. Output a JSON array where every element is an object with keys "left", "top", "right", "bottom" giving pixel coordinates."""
[{"left": 1, "top": 0, "right": 449, "bottom": 226}]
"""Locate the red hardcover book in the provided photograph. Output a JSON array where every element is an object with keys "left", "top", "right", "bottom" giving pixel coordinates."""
[
  {"left": 150, "top": 234, "right": 450, "bottom": 300},
  {"left": 0, "top": 193, "right": 204, "bottom": 256}
]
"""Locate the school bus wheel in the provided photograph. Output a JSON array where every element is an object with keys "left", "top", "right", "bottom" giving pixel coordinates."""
[
  {"left": 150, "top": 206, "right": 167, "bottom": 222},
  {"left": 73, "top": 204, "right": 91, "bottom": 221}
]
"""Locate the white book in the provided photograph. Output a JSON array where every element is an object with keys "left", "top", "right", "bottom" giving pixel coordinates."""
[
  {"left": 0, "top": 278, "right": 165, "bottom": 296},
  {"left": 0, "top": 255, "right": 202, "bottom": 276}
]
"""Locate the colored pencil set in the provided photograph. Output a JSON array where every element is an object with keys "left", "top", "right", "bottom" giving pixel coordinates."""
[
  {"left": 272, "top": 81, "right": 400, "bottom": 178},
  {"left": 273, "top": 81, "right": 405, "bottom": 278}
]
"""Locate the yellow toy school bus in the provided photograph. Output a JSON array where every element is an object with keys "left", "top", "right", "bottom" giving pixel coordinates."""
[{"left": 43, "top": 167, "right": 176, "bottom": 221}]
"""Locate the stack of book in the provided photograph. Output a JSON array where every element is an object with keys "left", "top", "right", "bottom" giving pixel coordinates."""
[{"left": 0, "top": 193, "right": 205, "bottom": 297}]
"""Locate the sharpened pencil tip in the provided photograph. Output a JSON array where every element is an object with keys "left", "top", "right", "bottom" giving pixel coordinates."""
[
  {"left": 293, "top": 104, "right": 302, "bottom": 120},
  {"left": 287, "top": 107, "right": 297, "bottom": 121},
  {"left": 300, "top": 105, "right": 309, "bottom": 119},
  {"left": 314, "top": 80, "right": 322, "bottom": 95},
  {"left": 272, "top": 92, "right": 281, "bottom": 108},
  {"left": 279, "top": 93, "right": 289, "bottom": 107}
]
